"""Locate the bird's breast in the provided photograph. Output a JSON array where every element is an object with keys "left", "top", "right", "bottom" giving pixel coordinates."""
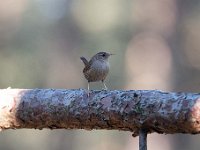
[{"left": 85, "top": 60, "right": 109, "bottom": 82}]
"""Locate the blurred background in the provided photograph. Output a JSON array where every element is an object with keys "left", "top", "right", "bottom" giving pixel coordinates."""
[{"left": 0, "top": 0, "right": 200, "bottom": 150}]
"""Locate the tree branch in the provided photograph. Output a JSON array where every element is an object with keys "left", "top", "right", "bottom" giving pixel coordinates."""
[{"left": 0, "top": 89, "right": 200, "bottom": 136}]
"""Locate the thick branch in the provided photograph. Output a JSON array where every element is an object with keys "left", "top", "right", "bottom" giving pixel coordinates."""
[{"left": 0, "top": 89, "right": 200, "bottom": 136}]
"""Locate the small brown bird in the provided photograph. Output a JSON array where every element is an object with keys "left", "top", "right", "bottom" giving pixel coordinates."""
[{"left": 80, "top": 52, "right": 113, "bottom": 95}]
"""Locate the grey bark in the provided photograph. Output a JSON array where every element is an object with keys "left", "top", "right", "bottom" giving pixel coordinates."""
[{"left": 0, "top": 89, "right": 200, "bottom": 136}]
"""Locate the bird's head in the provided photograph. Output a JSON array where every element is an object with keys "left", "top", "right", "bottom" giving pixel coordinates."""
[{"left": 94, "top": 52, "right": 114, "bottom": 61}]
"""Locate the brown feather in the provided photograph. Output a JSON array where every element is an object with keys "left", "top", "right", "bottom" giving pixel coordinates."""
[{"left": 81, "top": 52, "right": 111, "bottom": 83}]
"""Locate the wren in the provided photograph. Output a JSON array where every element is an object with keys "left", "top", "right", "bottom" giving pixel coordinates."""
[{"left": 80, "top": 52, "right": 113, "bottom": 96}]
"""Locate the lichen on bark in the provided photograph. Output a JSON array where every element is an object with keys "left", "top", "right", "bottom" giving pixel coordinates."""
[{"left": 0, "top": 89, "right": 200, "bottom": 136}]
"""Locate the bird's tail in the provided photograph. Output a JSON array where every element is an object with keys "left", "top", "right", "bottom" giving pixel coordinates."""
[{"left": 80, "top": 57, "right": 89, "bottom": 66}]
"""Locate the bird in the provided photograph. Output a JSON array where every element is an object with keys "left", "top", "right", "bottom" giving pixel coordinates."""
[{"left": 80, "top": 52, "right": 113, "bottom": 96}]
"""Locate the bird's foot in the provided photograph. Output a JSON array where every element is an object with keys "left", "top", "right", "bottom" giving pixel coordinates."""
[{"left": 87, "top": 90, "right": 92, "bottom": 97}]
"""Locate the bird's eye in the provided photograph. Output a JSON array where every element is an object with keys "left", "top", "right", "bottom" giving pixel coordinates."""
[{"left": 102, "top": 53, "right": 106, "bottom": 57}]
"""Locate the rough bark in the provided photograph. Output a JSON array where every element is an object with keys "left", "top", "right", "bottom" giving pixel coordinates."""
[{"left": 0, "top": 89, "right": 200, "bottom": 136}]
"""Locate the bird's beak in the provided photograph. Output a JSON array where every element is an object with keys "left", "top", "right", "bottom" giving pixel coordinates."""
[{"left": 109, "top": 53, "right": 115, "bottom": 56}]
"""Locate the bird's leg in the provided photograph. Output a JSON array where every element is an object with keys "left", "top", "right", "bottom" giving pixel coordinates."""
[
  {"left": 87, "top": 82, "right": 90, "bottom": 97},
  {"left": 102, "top": 80, "right": 108, "bottom": 90}
]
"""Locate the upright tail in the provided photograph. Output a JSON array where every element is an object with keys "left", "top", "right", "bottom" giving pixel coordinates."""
[{"left": 80, "top": 57, "right": 89, "bottom": 67}]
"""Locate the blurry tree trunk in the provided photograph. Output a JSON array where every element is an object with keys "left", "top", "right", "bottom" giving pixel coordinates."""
[
  {"left": 139, "top": 129, "right": 147, "bottom": 150},
  {"left": 1, "top": 89, "right": 200, "bottom": 137}
]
